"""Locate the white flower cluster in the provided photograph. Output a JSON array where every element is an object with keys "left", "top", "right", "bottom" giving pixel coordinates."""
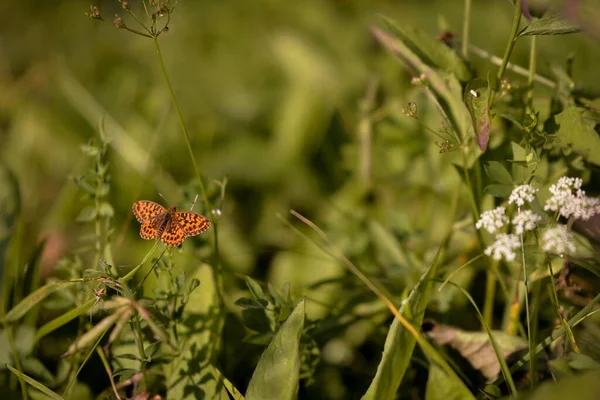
[
  {"left": 542, "top": 225, "right": 575, "bottom": 256},
  {"left": 512, "top": 210, "right": 542, "bottom": 235},
  {"left": 544, "top": 176, "right": 600, "bottom": 221},
  {"left": 508, "top": 184, "right": 538, "bottom": 207},
  {"left": 478, "top": 186, "right": 544, "bottom": 262},
  {"left": 475, "top": 207, "right": 509, "bottom": 234},
  {"left": 476, "top": 177, "right": 594, "bottom": 262},
  {"left": 484, "top": 234, "right": 520, "bottom": 262}
]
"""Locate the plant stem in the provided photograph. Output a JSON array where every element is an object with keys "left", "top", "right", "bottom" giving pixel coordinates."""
[
  {"left": 491, "top": 0, "right": 522, "bottom": 106},
  {"left": 152, "top": 37, "right": 222, "bottom": 274},
  {"left": 152, "top": 36, "right": 224, "bottom": 362},
  {"left": 526, "top": 36, "right": 537, "bottom": 110},
  {"left": 461, "top": 0, "right": 472, "bottom": 59},
  {"left": 519, "top": 230, "right": 534, "bottom": 389}
]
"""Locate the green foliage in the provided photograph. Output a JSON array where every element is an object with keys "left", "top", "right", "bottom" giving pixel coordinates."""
[{"left": 2, "top": 0, "right": 600, "bottom": 399}]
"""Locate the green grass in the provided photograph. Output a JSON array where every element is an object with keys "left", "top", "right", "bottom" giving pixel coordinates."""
[{"left": 2, "top": 0, "right": 600, "bottom": 399}]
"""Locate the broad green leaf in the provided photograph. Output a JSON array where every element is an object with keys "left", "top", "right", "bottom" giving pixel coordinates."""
[
  {"left": 6, "top": 364, "right": 63, "bottom": 400},
  {"left": 552, "top": 105, "right": 600, "bottom": 166},
  {"left": 484, "top": 184, "right": 513, "bottom": 197},
  {"left": 361, "top": 249, "right": 442, "bottom": 400},
  {"left": 165, "top": 264, "right": 231, "bottom": 400},
  {"left": 464, "top": 79, "right": 491, "bottom": 151},
  {"left": 518, "top": 14, "right": 581, "bottom": 37},
  {"left": 516, "top": 370, "right": 600, "bottom": 400},
  {"left": 246, "top": 299, "right": 305, "bottom": 400},
  {"left": 510, "top": 142, "right": 528, "bottom": 184},
  {"left": 381, "top": 16, "right": 472, "bottom": 81},
  {"left": 426, "top": 364, "right": 475, "bottom": 400},
  {"left": 484, "top": 162, "right": 513, "bottom": 185}
]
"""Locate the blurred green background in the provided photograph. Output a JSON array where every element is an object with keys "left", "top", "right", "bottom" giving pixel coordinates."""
[{"left": 2, "top": 0, "right": 600, "bottom": 397}]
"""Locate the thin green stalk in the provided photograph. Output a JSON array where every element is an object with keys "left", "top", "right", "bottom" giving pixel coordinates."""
[
  {"left": 151, "top": 37, "right": 224, "bottom": 363},
  {"left": 483, "top": 268, "right": 496, "bottom": 327},
  {"left": 519, "top": 230, "right": 533, "bottom": 389},
  {"left": 132, "top": 313, "right": 148, "bottom": 388},
  {"left": 526, "top": 36, "right": 537, "bottom": 110},
  {"left": 546, "top": 259, "right": 579, "bottom": 352},
  {"left": 151, "top": 37, "right": 211, "bottom": 219},
  {"left": 491, "top": 0, "right": 523, "bottom": 106},
  {"left": 96, "top": 345, "right": 122, "bottom": 400},
  {"left": 119, "top": 241, "right": 160, "bottom": 283},
  {"left": 3, "top": 322, "right": 27, "bottom": 400},
  {"left": 462, "top": 0, "right": 472, "bottom": 59}
]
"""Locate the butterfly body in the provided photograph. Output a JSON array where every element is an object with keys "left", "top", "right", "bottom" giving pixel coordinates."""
[{"left": 133, "top": 201, "right": 211, "bottom": 247}]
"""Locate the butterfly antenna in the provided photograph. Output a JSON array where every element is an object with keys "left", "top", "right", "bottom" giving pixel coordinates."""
[
  {"left": 157, "top": 192, "right": 168, "bottom": 203},
  {"left": 189, "top": 194, "right": 199, "bottom": 211}
]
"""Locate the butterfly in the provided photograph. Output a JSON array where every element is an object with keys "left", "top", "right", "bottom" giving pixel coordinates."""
[{"left": 132, "top": 200, "right": 211, "bottom": 247}]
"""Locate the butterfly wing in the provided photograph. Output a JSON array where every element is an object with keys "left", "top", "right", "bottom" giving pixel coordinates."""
[
  {"left": 140, "top": 220, "right": 161, "bottom": 240},
  {"left": 160, "top": 220, "right": 187, "bottom": 247},
  {"left": 133, "top": 200, "right": 167, "bottom": 223},
  {"left": 174, "top": 211, "right": 211, "bottom": 237}
]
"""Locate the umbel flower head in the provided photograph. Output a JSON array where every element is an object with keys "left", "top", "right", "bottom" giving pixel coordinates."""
[
  {"left": 544, "top": 176, "right": 600, "bottom": 221},
  {"left": 509, "top": 184, "right": 538, "bottom": 207},
  {"left": 475, "top": 207, "right": 508, "bottom": 234},
  {"left": 542, "top": 225, "right": 575, "bottom": 256},
  {"left": 484, "top": 234, "right": 520, "bottom": 262}
]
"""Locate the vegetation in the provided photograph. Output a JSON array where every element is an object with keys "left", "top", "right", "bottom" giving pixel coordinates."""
[{"left": 2, "top": 0, "right": 600, "bottom": 399}]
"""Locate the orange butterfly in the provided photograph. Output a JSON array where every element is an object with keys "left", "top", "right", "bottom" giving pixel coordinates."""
[{"left": 132, "top": 200, "right": 211, "bottom": 247}]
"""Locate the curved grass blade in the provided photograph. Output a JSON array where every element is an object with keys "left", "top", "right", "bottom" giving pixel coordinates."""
[
  {"left": 246, "top": 299, "right": 305, "bottom": 400},
  {"left": 362, "top": 249, "right": 442, "bottom": 400},
  {"left": 3, "top": 280, "right": 85, "bottom": 323},
  {"left": 6, "top": 364, "right": 63, "bottom": 400},
  {"left": 35, "top": 298, "right": 96, "bottom": 343}
]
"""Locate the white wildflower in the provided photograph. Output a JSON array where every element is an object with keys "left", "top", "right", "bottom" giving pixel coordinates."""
[
  {"left": 542, "top": 225, "right": 576, "bottom": 256},
  {"left": 484, "top": 234, "right": 520, "bottom": 262},
  {"left": 475, "top": 207, "right": 509, "bottom": 234},
  {"left": 512, "top": 210, "right": 542, "bottom": 235},
  {"left": 508, "top": 184, "right": 538, "bottom": 207},
  {"left": 544, "top": 176, "right": 600, "bottom": 221}
]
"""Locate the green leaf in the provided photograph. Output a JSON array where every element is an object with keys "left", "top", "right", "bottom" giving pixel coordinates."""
[
  {"left": 235, "top": 297, "right": 267, "bottom": 310},
  {"left": 551, "top": 105, "right": 600, "bottom": 166},
  {"left": 3, "top": 280, "right": 83, "bottom": 323},
  {"left": 484, "top": 161, "right": 513, "bottom": 185},
  {"left": 6, "top": 364, "right": 63, "bottom": 400},
  {"left": 246, "top": 299, "right": 305, "bottom": 400},
  {"left": 246, "top": 276, "right": 266, "bottom": 301},
  {"left": 361, "top": 249, "right": 443, "bottom": 400},
  {"left": 510, "top": 142, "right": 529, "bottom": 184},
  {"left": 76, "top": 207, "right": 97, "bottom": 223},
  {"left": 464, "top": 79, "right": 491, "bottom": 151},
  {"left": 518, "top": 14, "right": 581, "bottom": 38},
  {"left": 425, "top": 364, "right": 475, "bottom": 400},
  {"left": 484, "top": 184, "right": 513, "bottom": 197},
  {"left": 98, "top": 202, "right": 114, "bottom": 218},
  {"left": 518, "top": 370, "right": 600, "bottom": 400},
  {"left": 165, "top": 264, "right": 232, "bottom": 400},
  {"left": 381, "top": 16, "right": 472, "bottom": 81}
]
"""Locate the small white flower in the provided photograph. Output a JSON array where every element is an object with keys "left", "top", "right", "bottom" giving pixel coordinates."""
[
  {"left": 476, "top": 207, "right": 509, "bottom": 234},
  {"left": 484, "top": 233, "right": 520, "bottom": 262},
  {"left": 508, "top": 184, "right": 538, "bottom": 207},
  {"left": 544, "top": 176, "right": 600, "bottom": 221},
  {"left": 512, "top": 210, "right": 542, "bottom": 235},
  {"left": 542, "top": 225, "right": 576, "bottom": 256}
]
